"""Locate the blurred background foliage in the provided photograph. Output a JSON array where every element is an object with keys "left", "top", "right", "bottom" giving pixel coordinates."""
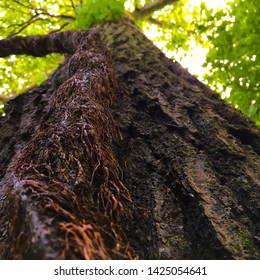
[{"left": 0, "top": 0, "right": 259, "bottom": 125}]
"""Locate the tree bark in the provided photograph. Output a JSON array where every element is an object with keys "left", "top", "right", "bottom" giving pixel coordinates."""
[{"left": 0, "top": 20, "right": 259, "bottom": 260}]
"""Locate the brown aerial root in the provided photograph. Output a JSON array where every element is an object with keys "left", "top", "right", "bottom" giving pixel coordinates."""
[
  {"left": 60, "top": 222, "right": 110, "bottom": 260},
  {"left": 2, "top": 30, "right": 135, "bottom": 259},
  {"left": 98, "top": 166, "right": 132, "bottom": 219}
]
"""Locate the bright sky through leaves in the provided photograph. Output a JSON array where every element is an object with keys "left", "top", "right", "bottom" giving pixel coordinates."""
[{"left": 144, "top": 0, "right": 230, "bottom": 78}]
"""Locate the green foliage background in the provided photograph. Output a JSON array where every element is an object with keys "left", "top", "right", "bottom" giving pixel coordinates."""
[
  {"left": 0, "top": 0, "right": 259, "bottom": 125},
  {"left": 202, "top": 0, "right": 260, "bottom": 124},
  {"left": 74, "top": 0, "right": 125, "bottom": 29}
]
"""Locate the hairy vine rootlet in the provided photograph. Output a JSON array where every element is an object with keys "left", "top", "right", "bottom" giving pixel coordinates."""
[{"left": 0, "top": 29, "right": 133, "bottom": 259}]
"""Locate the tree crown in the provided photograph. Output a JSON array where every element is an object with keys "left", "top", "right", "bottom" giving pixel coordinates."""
[{"left": 0, "top": 0, "right": 259, "bottom": 124}]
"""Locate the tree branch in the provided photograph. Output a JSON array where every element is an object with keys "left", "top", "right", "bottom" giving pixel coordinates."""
[
  {"left": 49, "top": 22, "right": 71, "bottom": 34},
  {"left": 132, "top": 0, "right": 179, "bottom": 20},
  {"left": 0, "top": 29, "right": 98, "bottom": 58},
  {"left": 70, "top": 0, "right": 77, "bottom": 14},
  {"left": 30, "top": 7, "right": 75, "bottom": 20},
  {"left": 11, "top": 0, "right": 31, "bottom": 9},
  {"left": 7, "top": 15, "right": 43, "bottom": 38},
  {"left": 0, "top": 95, "right": 11, "bottom": 102},
  {"left": 2, "top": 1, "right": 75, "bottom": 37}
]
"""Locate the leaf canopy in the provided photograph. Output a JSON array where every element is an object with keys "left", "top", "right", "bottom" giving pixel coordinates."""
[
  {"left": 202, "top": 0, "right": 260, "bottom": 125},
  {"left": 0, "top": 0, "right": 259, "bottom": 125},
  {"left": 75, "top": 0, "right": 125, "bottom": 29}
]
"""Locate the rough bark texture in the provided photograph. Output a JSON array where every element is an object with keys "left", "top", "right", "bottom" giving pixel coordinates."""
[{"left": 0, "top": 20, "right": 259, "bottom": 260}]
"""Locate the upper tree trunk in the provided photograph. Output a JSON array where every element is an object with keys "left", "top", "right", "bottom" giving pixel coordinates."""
[{"left": 0, "top": 20, "right": 259, "bottom": 260}]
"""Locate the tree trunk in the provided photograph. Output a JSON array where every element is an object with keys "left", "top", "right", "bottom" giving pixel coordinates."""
[{"left": 0, "top": 20, "right": 259, "bottom": 260}]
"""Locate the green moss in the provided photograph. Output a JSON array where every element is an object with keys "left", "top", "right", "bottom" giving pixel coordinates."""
[{"left": 238, "top": 229, "right": 259, "bottom": 253}]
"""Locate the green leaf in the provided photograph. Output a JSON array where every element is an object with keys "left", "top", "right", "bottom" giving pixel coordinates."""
[{"left": 74, "top": 0, "right": 125, "bottom": 29}]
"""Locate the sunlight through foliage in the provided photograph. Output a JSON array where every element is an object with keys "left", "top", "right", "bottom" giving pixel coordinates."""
[{"left": 0, "top": 0, "right": 258, "bottom": 124}]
